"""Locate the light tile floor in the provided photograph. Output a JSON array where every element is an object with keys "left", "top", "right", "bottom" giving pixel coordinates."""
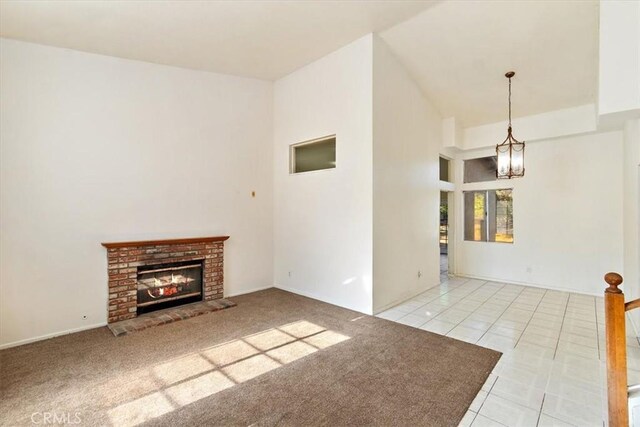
[
  {"left": 376, "top": 276, "right": 640, "bottom": 427},
  {"left": 440, "top": 253, "right": 448, "bottom": 275}
]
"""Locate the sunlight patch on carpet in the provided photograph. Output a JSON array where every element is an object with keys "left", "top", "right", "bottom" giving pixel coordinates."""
[{"left": 107, "top": 320, "right": 350, "bottom": 426}]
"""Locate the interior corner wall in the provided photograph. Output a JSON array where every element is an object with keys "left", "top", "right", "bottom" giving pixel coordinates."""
[
  {"left": 273, "top": 35, "right": 374, "bottom": 314},
  {"left": 454, "top": 131, "right": 624, "bottom": 295},
  {"left": 0, "top": 39, "right": 274, "bottom": 348},
  {"left": 623, "top": 119, "right": 640, "bottom": 332},
  {"left": 371, "top": 36, "right": 442, "bottom": 313}
]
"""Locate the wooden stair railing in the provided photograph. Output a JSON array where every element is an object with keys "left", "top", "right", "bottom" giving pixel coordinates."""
[{"left": 605, "top": 272, "right": 640, "bottom": 426}]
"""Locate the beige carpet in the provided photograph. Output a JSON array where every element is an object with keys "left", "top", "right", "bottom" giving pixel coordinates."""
[{"left": 0, "top": 288, "right": 500, "bottom": 426}]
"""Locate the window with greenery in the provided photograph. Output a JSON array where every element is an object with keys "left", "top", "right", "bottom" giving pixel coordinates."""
[{"left": 464, "top": 189, "right": 513, "bottom": 243}]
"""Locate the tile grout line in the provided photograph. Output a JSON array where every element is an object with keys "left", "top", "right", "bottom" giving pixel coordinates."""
[
  {"left": 393, "top": 278, "right": 475, "bottom": 323},
  {"left": 535, "top": 393, "right": 546, "bottom": 427},
  {"left": 398, "top": 279, "right": 486, "bottom": 328},
  {"left": 473, "top": 284, "right": 529, "bottom": 345},
  {"left": 475, "top": 371, "right": 500, "bottom": 420},
  {"left": 512, "top": 289, "right": 548, "bottom": 348},
  {"left": 475, "top": 288, "right": 550, "bottom": 426},
  {"left": 466, "top": 408, "right": 479, "bottom": 427},
  {"left": 552, "top": 293, "right": 571, "bottom": 361},
  {"left": 594, "top": 297, "right": 608, "bottom": 426},
  {"left": 436, "top": 281, "right": 507, "bottom": 333},
  {"left": 427, "top": 280, "right": 512, "bottom": 337},
  {"left": 594, "top": 296, "right": 603, "bottom": 361},
  {"left": 394, "top": 278, "right": 507, "bottom": 337}
]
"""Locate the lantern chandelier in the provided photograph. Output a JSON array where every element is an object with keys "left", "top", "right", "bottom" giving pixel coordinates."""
[{"left": 496, "top": 71, "right": 525, "bottom": 179}]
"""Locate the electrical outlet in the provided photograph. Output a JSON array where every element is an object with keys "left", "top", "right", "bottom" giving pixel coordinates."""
[{"left": 418, "top": 270, "right": 422, "bottom": 278}]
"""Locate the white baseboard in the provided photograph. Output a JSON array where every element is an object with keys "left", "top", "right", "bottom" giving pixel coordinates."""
[
  {"left": 274, "top": 282, "right": 441, "bottom": 315},
  {"left": 373, "top": 281, "right": 439, "bottom": 314},
  {"left": 225, "top": 284, "right": 275, "bottom": 298},
  {"left": 2, "top": 276, "right": 603, "bottom": 351},
  {"left": 0, "top": 322, "right": 107, "bottom": 351},
  {"left": 455, "top": 273, "right": 602, "bottom": 297},
  {"left": 0, "top": 285, "right": 275, "bottom": 351},
  {"left": 274, "top": 283, "right": 372, "bottom": 315}
]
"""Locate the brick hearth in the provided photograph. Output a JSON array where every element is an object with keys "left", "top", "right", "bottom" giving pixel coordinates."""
[
  {"left": 101, "top": 236, "right": 229, "bottom": 323},
  {"left": 107, "top": 298, "right": 236, "bottom": 336}
]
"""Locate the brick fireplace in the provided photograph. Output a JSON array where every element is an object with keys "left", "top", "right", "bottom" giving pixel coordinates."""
[{"left": 101, "top": 236, "right": 229, "bottom": 324}]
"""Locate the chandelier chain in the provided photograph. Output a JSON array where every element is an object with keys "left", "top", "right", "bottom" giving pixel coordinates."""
[{"left": 508, "top": 76, "right": 512, "bottom": 128}]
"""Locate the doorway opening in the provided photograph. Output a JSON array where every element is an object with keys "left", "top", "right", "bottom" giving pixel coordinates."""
[{"left": 440, "top": 191, "right": 449, "bottom": 279}]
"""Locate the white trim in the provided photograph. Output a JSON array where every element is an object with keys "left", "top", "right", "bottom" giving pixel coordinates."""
[
  {"left": 462, "top": 103, "right": 597, "bottom": 150},
  {"left": 274, "top": 283, "right": 372, "bottom": 315},
  {"left": 439, "top": 180, "right": 455, "bottom": 192},
  {"left": 373, "top": 281, "right": 440, "bottom": 314},
  {"left": 0, "top": 322, "right": 107, "bottom": 350},
  {"left": 289, "top": 134, "right": 337, "bottom": 174},
  {"left": 0, "top": 285, "right": 276, "bottom": 350},
  {"left": 224, "top": 284, "right": 274, "bottom": 298},
  {"left": 455, "top": 273, "right": 603, "bottom": 297}
]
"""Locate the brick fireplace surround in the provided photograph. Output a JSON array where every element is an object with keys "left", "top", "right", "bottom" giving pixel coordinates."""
[{"left": 101, "top": 236, "right": 229, "bottom": 324}]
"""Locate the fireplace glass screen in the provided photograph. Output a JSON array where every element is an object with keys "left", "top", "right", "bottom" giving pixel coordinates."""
[{"left": 137, "top": 260, "right": 203, "bottom": 314}]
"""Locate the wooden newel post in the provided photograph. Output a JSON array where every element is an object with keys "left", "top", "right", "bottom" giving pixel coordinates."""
[{"left": 605, "top": 272, "right": 628, "bottom": 427}]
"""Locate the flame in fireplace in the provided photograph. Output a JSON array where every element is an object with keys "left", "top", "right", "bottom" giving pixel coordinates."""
[
  {"left": 150, "top": 274, "right": 182, "bottom": 288},
  {"left": 106, "top": 320, "right": 350, "bottom": 426}
]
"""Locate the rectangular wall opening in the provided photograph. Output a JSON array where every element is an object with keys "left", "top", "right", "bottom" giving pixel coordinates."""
[
  {"left": 464, "top": 156, "right": 497, "bottom": 183},
  {"left": 290, "top": 135, "right": 336, "bottom": 174}
]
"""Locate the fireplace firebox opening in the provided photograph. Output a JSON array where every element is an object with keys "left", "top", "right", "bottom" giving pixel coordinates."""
[{"left": 136, "top": 260, "right": 204, "bottom": 315}]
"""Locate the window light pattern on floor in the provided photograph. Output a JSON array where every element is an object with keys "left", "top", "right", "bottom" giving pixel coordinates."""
[{"left": 107, "top": 320, "right": 349, "bottom": 426}]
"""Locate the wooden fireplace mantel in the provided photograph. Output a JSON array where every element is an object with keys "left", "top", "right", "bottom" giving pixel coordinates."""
[{"left": 101, "top": 236, "right": 230, "bottom": 249}]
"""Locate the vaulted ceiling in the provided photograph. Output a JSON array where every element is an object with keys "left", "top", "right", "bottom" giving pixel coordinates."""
[
  {"left": 0, "top": 0, "right": 599, "bottom": 127},
  {"left": 0, "top": 0, "right": 435, "bottom": 80},
  {"left": 379, "top": 0, "right": 599, "bottom": 127}
]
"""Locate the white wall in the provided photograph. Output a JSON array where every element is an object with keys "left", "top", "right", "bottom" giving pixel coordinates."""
[
  {"left": 0, "top": 39, "right": 274, "bottom": 348},
  {"left": 463, "top": 104, "right": 597, "bottom": 150},
  {"left": 623, "top": 119, "right": 640, "bottom": 330},
  {"left": 273, "top": 35, "right": 374, "bottom": 314},
  {"left": 372, "top": 36, "right": 442, "bottom": 313},
  {"left": 599, "top": 0, "right": 640, "bottom": 117},
  {"left": 454, "top": 131, "right": 624, "bottom": 295}
]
